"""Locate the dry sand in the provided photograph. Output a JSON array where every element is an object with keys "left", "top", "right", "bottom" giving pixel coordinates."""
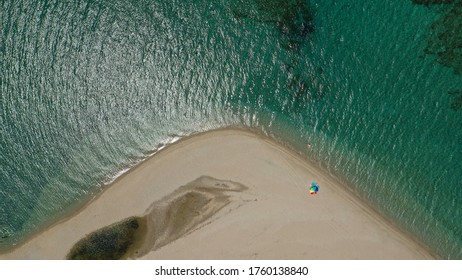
[{"left": 0, "top": 129, "right": 434, "bottom": 259}]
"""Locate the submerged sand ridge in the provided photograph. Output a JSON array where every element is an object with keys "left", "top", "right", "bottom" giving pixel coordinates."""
[{"left": 0, "top": 129, "right": 435, "bottom": 259}]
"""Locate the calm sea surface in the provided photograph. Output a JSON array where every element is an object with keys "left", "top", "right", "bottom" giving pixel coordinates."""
[{"left": 1, "top": 0, "right": 461, "bottom": 258}]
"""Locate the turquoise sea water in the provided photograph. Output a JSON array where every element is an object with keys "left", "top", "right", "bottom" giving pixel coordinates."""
[{"left": 1, "top": 0, "right": 461, "bottom": 258}]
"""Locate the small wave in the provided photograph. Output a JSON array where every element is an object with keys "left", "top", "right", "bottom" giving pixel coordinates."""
[
  {"left": 103, "top": 167, "right": 133, "bottom": 185},
  {"left": 102, "top": 134, "right": 187, "bottom": 186}
]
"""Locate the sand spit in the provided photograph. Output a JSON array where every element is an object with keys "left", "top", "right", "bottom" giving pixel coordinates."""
[{"left": 0, "top": 129, "right": 434, "bottom": 259}]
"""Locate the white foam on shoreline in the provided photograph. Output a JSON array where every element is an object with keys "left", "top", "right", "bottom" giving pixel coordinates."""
[{"left": 102, "top": 134, "right": 186, "bottom": 186}]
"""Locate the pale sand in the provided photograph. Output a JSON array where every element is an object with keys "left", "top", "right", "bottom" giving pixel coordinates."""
[{"left": 0, "top": 129, "right": 434, "bottom": 259}]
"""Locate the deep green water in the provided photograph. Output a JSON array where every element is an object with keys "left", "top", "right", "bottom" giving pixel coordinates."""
[{"left": 1, "top": 0, "right": 461, "bottom": 258}]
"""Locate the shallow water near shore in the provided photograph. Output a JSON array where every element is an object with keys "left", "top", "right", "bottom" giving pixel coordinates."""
[{"left": 1, "top": 0, "right": 461, "bottom": 258}]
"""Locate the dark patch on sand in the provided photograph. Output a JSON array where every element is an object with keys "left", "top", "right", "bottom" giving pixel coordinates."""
[
  {"left": 67, "top": 176, "right": 247, "bottom": 260},
  {"left": 67, "top": 217, "right": 144, "bottom": 260}
]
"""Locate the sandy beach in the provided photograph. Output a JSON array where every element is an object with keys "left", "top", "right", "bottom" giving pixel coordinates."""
[{"left": 0, "top": 129, "right": 434, "bottom": 259}]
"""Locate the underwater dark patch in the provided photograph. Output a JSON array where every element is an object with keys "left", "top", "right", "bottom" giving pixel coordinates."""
[
  {"left": 412, "top": 0, "right": 456, "bottom": 5},
  {"left": 424, "top": 2, "right": 462, "bottom": 74},
  {"left": 229, "top": 0, "right": 320, "bottom": 104},
  {"left": 413, "top": 0, "right": 462, "bottom": 110},
  {"left": 230, "top": 0, "right": 315, "bottom": 51},
  {"left": 448, "top": 90, "right": 462, "bottom": 111}
]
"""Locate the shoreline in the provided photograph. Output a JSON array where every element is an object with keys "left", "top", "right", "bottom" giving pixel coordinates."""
[{"left": 0, "top": 128, "right": 436, "bottom": 259}]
